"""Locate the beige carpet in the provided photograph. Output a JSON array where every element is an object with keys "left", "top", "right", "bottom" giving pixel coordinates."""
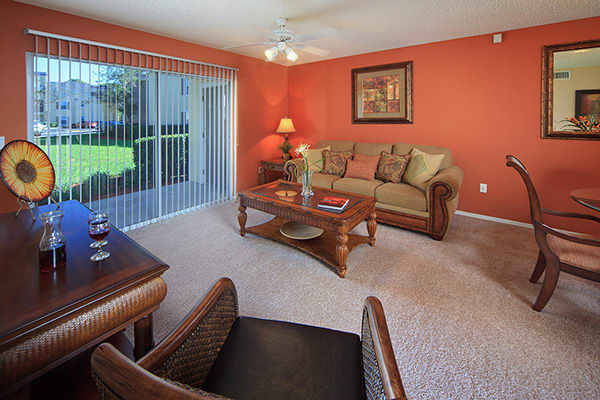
[{"left": 127, "top": 202, "right": 600, "bottom": 399}]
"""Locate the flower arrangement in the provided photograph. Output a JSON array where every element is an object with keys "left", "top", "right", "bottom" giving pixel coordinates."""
[
  {"left": 294, "top": 144, "right": 321, "bottom": 197},
  {"left": 561, "top": 114, "right": 600, "bottom": 132}
]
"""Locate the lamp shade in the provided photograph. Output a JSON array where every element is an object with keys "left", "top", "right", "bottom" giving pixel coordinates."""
[{"left": 276, "top": 117, "right": 296, "bottom": 133}]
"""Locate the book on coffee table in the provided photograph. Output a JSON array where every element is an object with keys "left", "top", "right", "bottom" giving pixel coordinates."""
[{"left": 317, "top": 196, "right": 350, "bottom": 212}]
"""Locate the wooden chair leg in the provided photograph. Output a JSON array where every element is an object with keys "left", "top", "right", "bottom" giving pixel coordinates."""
[
  {"left": 532, "top": 263, "right": 560, "bottom": 312},
  {"left": 529, "top": 250, "right": 546, "bottom": 283}
]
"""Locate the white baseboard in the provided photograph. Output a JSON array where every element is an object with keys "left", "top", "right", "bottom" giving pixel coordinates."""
[
  {"left": 455, "top": 210, "right": 583, "bottom": 236},
  {"left": 455, "top": 210, "right": 532, "bottom": 229}
]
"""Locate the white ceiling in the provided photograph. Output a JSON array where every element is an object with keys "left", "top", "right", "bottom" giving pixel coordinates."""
[{"left": 15, "top": 0, "right": 600, "bottom": 65}]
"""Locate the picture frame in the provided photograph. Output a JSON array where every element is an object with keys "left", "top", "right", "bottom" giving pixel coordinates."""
[
  {"left": 351, "top": 61, "right": 413, "bottom": 124},
  {"left": 575, "top": 89, "right": 600, "bottom": 119}
]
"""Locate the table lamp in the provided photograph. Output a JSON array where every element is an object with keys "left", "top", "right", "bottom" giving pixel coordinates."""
[{"left": 276, "top": 117, "right": 295, "bottom": 161}]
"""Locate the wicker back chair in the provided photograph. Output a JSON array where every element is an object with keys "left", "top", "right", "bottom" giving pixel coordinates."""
[
  {"left": 92, "top": 278, "right": 407, "bottom": 400},
  {"left": 506, "top": 155, "right": 600, "bottom": 311}
]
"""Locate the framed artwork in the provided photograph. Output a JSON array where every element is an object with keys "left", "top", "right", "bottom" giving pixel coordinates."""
[
  {"left": 575, "top": 89, "right": 600, "bottom": 118},
  {"left": 351, "top": 61, "right": 413, "bottom": 124}
]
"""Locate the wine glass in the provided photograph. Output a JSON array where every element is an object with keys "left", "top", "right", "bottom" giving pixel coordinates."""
[
  {"left": 89, "top": 211, "right": 108, "bottom": 249},
  {"left": 89, "top": 211, "right": 111, "bottom": 261}
]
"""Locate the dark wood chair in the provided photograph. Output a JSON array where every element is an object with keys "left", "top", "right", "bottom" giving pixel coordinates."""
[
  {"left": 506, "top": 155, "right": 600, "bottom": 311},
  {"left": 91, "top": 278, "right": 407, "bottom": 400}
]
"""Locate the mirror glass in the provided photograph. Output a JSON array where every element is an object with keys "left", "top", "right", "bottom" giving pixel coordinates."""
[{"left": 552, "top": 47, "right": 600, "bottom": 131}]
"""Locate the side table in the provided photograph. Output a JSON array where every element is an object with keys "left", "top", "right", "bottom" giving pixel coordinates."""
[{"left": 258, "top": 159, "right": 286, "bottom": 184}]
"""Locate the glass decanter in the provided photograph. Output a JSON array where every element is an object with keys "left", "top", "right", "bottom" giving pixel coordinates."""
[{"left": 38, "top": 210, "right": 67, "bottom": 272}]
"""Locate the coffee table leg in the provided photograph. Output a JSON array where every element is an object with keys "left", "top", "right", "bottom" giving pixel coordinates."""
[
  {"left": 134, "top": 313, "right": 154, "bottom": 360},
  {"left": 335, "top": 233, "right": 348, "bottom": 278},
  {"left": 367, "top": 211, "right": 377, "bottom": 246},
  {"left": 238, "top": 205, "right": 247, "bottom": 237}
]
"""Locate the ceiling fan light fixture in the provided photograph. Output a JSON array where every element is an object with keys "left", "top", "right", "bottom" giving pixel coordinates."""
[
  {"left": 285, "top": 47, "right": 298, "bottom": 62},
  {"left": 265, "top": 46, "right": 277, "bottom": 62}
]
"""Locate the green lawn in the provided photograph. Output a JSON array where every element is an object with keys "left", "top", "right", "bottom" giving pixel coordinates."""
[{"left": 38, "top": 134, "right": 135, "bottom": 191}]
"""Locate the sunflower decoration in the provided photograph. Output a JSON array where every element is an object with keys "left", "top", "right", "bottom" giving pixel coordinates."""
[{"left": 0, "top": 140, "right": 56, "bottom": 218}]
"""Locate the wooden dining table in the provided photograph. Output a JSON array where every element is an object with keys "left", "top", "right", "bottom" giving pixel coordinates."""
[{"left": 570, "top": 187, "right": 600, "bottom": 212}]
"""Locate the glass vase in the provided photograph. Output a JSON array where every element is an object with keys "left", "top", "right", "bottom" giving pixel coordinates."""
[
  {"left": 301, "top": 170, "right": 314, "bottom": 198},
  {"left": 38, "top": 210, "right": 67, "bottom": 272}
]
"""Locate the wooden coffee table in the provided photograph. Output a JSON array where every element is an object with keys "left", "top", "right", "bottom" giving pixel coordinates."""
[
  {"left": 0, "top": 200, "right": 169, "bottom": 396},
  {"left": 237, "top": 181, "right": 377, "bottom": 278}
]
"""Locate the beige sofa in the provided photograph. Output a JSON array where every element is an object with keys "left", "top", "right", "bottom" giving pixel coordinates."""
[{"left": 284, "top": 140, "right": 464, "bottom": 240}]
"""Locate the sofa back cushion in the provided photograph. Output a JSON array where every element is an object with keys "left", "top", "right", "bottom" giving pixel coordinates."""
[
  {"left": 392, "top": 143, "right": 453, "bottom": 170},
  {"left": 316, "top": 140, "right": 355, "bottom": 152},
  {"left": 354, "top": 142, "right": 393, "bottom": 156}
]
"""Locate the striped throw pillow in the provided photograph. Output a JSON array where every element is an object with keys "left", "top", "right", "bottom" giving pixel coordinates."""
[
  {"left": 344, "top": 153, "right": 381, "bottom": 181},
  {"left": 401, "top": 148, "right": 445, "bottom": 190}
]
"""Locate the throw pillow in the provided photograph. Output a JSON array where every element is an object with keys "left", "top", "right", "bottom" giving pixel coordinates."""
[
  {"left": 402, "top": 148, "right": 445, "bottom": 190},
  {"left": 375, "top": 151, "right": 410, "bottom": 183},
  {"left": 322, "top": 150, "right": 354, "bottom": 176},
  {"left": 305, "top": 146, "right": 331, "bottom": 172},
  {"left": 345, "top": 153, "right": 381, "bottom": 181}
]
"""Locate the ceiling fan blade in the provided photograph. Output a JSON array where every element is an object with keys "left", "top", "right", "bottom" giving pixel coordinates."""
[
  {"left": 295, "top": 44, "right": 330, "bottom": 57},
  {"left": 222, "top": 42, "right": 271, "bottom": 50},
  {"left": 295, "top": 28, "right": 337, "bottom": 42}
]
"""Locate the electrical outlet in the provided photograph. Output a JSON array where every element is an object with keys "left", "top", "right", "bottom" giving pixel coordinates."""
[{"left": 480, "top": 183, "right": 487, "bottom": 193}]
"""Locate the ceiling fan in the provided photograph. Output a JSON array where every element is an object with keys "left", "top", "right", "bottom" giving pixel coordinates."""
[{"left": 222, "top": 17, "right": 336, "bottom": 62}]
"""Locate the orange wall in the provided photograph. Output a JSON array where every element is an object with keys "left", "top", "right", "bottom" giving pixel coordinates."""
[
  {"left": 1, "top": 1, "right": 598, "bottom": 233},
  {"left": 0, "top": 0, "right": 287, "bottom": 213},
  {"left": 288, "top": 17, "right": 600, "bottom": 234}
]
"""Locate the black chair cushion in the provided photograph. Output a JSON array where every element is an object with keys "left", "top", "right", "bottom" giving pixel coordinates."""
[{"left": 202, "top": 317, "right": 364, "bottom": 400}]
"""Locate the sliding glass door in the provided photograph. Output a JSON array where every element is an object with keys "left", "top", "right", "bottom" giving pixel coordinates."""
[{"left": 26, "top": 35, "right": 236, "bottom": 230}]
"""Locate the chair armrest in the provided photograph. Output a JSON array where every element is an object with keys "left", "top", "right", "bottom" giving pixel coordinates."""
[
  {"left": 361, "top": 297, "right": 407, "bottom": 400},
  {"left": 284, "top": 158, "right": 305, "bottom": 181},
  {"left": 92, "top": 343, "right": 226, "bottom": 400},
  {"left": 542, "top": 209, "right": 600, "bottom": 224},
  {"left": 535, "top": 221, "right": 600, "bottom": 247},
  {"left": 426, "top": 165, "right": 464, "bottom": 203},
  {"left": 138, "top": 278, "right": 238, "bottom": 387}
]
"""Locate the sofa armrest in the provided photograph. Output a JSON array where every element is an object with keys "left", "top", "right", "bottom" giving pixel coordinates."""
[
  {"left": 426, "top": 165, "right": 464, "bottom": 203},
  {"left": 137, "top": 278, "right": 238, "bottom": 388},
  {"left": 284, "top": 158, "right": 305, "bottom": 181},
  {"left": 361, "top": 297, "right": 407, "bottom": 400}
]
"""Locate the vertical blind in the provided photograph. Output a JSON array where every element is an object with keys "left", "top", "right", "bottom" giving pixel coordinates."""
[{"left": 25, "top": 29, "right": 237, "bottom": 231}]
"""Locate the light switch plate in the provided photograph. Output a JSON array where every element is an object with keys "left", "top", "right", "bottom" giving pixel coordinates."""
[
  {"left": 493, "top": 33, "right": 502, "bottom": 44},
  {"left": 480, "top": 183, "right": 487, "bottom": 193}
]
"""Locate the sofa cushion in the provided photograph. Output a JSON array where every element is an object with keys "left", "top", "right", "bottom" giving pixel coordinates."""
[
  {"left": 316, "top": 140, "right": 355, "bottom": 152},
  {"left": 393, "top": 142, "right": 453, "bottom": 170},
  {"left": 298, "top": 172, "right": 341, "bottom": 189},
  {"left": 375, "top": 182, "right": 427, "bottom": 212},
  {"left": 322, "top": 150, "right": 354, "bottom": 176},
  {"left": 333, "top": 178, "right": 383, "bottom": 197},
  {"left": 402, "top": 148, "right": 445, "bottom": 191},
  {"left": 305, "top": 146, "right": 330, "bottom": 172},
  {"left": 344, "top": 154, "right": 381, "bottom": 181},
  {"left": 375, "top": 152, "right": 411, "bottom": 183},
  {"left": 354, "top": 142, "right": 393, "bottom": 156},
  {"left": 203, "top": 317, "right": 364, "bottom": 400}
]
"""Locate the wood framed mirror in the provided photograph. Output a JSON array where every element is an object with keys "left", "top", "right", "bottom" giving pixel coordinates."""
[{"left": 541, "top": 39, "right": 600, "bottom": 140}]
